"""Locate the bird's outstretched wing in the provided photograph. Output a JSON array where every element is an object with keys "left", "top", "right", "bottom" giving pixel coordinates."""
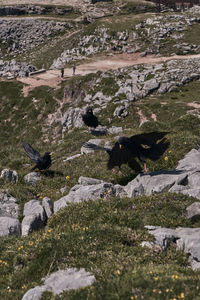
[
  {"left": 130, "top": 131, "right": 170, "bottom": 146},
  {"left": 144, "top": 138, "right": 170, "bottom": 161},
  {"left": 23, "top": 142, "right": 42, "bottom": 164}
]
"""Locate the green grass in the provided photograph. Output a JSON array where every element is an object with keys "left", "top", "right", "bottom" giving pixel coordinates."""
[{"left": 0, "top": 193, "right": 199, "bottom": 300}]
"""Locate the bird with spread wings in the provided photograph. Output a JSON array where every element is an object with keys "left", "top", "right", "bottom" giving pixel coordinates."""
[{"left": 83, "top": 131, "right": 170, "bottom": 174}]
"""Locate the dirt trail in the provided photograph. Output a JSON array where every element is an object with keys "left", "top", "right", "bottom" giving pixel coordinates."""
[{"left": 17, "top": 52, "right": 200, "bottom": 97}]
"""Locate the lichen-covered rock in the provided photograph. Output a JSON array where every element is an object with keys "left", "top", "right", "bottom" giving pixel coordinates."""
[
  {"left": 0, "top": 216, "right": 21, "bottom": 236},
  {"left": 24, "top": 172, "right": 41, "bottom": 186}
]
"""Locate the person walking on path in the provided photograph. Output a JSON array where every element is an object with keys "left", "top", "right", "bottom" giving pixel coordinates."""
[
  {"left": 61, "top": 67, "right": 64, "bottom": 78},
  {"left": 73, "top": 63, "right": 76, "bottom": 76}
]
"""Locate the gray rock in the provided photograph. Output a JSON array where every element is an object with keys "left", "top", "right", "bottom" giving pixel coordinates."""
[
  {"left": 62, "top": 107, "right": 84, "bottom": 131},
  {"left": 186, "top": 202, "right": 200, "bottom": 220},
  {"left": 60, "top": 186, "right": 67, "bottom": 195},
  {"left": 22, "top": 200, "right": 47, "bottom": 236},
  {"left": 22, "top": 268, "right": 95, "bottom": 299},
  {"left": 176, "top": 149, "right": 200, "bottom": 171},
  {"left": 81, "top": 139, "right": 106, "bottom": 154},
  {"left": 42, "top": 197, "right": 53, "bottom": 218},
  {"left": 0, "top": 190, "right": 19, "bottom": 218},
  {"left": 22, "top": 286, "right": 47, "bottom": 300},
  {"left": 78, "top": 176, "right": 103, "bottom": 185},
  {"left": 0, "top": 169, "right": 18, "bottom": 183},
  {"left": 146, "top": 226, "right": 200, "bottom": 269},
  {"left": 23, "top": 200, "right": 46, "bottom": 221},
  {"left": 0, "top": 216, "right": 21, "bottom": 236},
  {"left": 90, "top": 126, "right": 107, "bottom": 136},
  {"left": 24, "top": 172, "right": 41, "bottom": 186},
  {"left": 63, "top": 153, "right": 82, "bottom": 162},
  {"left": 143, "top": 79, "right": 159, "bottom": 93},
  {"left": 108, "top": 126, "right": 123, "bottom": 135},
  {"left": 181, "top": 188, "right": 200, "bottom": 200},
  {"left": 22, "top": 214, "right": 45, "bottom": 236},
  {"left": 113, "top": 106, "right": 128, "bottom": 118},
  {"left": 124, "top": 170, "right": 187, "bottom": 197}
]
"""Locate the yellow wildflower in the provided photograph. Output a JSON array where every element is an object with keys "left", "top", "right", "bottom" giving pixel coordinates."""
[
  {"left": 154, "top": 277, "right": 158, "bottom": 281},
  {"left": 168, "top": 150, "right": 172, "bottom": 153},
  {"left": 22, "top": 285, "right": 27, "bottom": 289},
  {"left": 65, "top": 176, "right": 70, "bottom": 180},
  {"left": 164, "top": 156, "right": 168, "bottom": 161},
  {"left": 171, "top": 275, "right": 179, "bottom": 279},
  {"left": 166, "top": 289, "right": 169, "bottom": 293},
  {"left": 28, "top": 241, "right": 34, "bottom": 246},
  {"left": 48, "top": 228, "right": 53, "bottom": 233},
  {"left": 179, "top": 293, "right": 185, "bottom": 299},
  {"left": 18, "top": 245, "right": 23, "bottom": 251},
  {"left": 116, "top": 270, "right": 121, "bottom": 275}
]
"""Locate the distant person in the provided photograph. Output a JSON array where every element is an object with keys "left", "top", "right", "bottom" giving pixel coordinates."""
[
  {"left": 61, "top": 67, "right": 64, "bottom": 78},
  {"left": 73, "top": 63, "right": 76, "bottom": 76}
]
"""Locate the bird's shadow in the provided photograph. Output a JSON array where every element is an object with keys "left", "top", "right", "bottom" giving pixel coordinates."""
[
  {"left": 42, "top": 170, "right": 64, "bottom": 178},
  {"left": 140, "top": 169, "right": 184, "bottom": 177},
  {"left": 90, "top": 129, "right": 107, "bottom": 136},
  {"left": 114, "top": 172, "right": 139, "bottom": 186}
]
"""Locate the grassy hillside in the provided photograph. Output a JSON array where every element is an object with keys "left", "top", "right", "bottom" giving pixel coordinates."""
[{"left": 1, "top": 2, "right": 200, "bottom": 299}]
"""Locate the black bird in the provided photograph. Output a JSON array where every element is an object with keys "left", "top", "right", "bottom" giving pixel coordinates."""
[
  {"left": 83, "top": 131, "right": 170, "bottom": 174},
  {"left": 82, "top": 107, "right": 101, "bottom": 130},
  {"left": 23, "top": 142, "right": 52, "bottom": 172}
]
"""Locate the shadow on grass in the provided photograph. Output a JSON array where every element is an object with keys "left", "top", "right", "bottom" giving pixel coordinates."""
[{"left": 42, "top": 170, "right": 64, "bottom": 177}]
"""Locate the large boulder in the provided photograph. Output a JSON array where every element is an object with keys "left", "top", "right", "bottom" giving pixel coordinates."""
[{"left": 21, "top": 200, "right": 47, "bottom": 236}]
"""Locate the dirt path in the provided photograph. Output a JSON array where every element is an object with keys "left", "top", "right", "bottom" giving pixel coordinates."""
[{"left": 17, "top": 52, "right": 200, "bottom": 97}]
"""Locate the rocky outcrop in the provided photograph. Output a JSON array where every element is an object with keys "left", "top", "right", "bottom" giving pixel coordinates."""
[
  {"left": 0, "top": 59, "right": 36, "bottom": 78},
  {"left": 22, "top": 268, "right": 95, "bottom": 300},
  {"left": 144, "top": 225, "right": 200, "bottom": 270},
  {"left": 62, "top": 107, "right": 84, "bottom": 132},
  {"left": 54, "top": 176, "right": 127, "bottom": 213},
  {"left": 0, "top": 19, "right": 68, "bottom": 57},
  {"left": 0, "top": 5, "right": 74, "bottom": 17}
]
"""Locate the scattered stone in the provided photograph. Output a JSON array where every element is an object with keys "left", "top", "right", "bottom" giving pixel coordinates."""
[
  {"left": 108, "top": 126, "right": 123, "bottom": 135},
  {"left": 60, "top": 186, "right": 67, "bottom": 195},
  {"left": 24, "top": 172, "right": 41, "bottom": 186},
  {"left": 22, "top": 268, "right": 95, "bottom": 299},
  {"left": 186, "top": 202, "right": 200, "bottom": 220},
  {"left": 0, "top": 190, "right": 19, "bottom": 218},
  {"left": 145, "top": 225, "right": 200, "bottom": 270},
  {"left": 0, "top": 216, "right": 21, "bottom": 236},
  {"left": 0, "top": 169, "right": 18, "bottom": 183},
  {"left": 81, "top": 139, "right": 106, "bottom": 154},
  {"left": 63, "top": 153, "right": 82, "bottom": 162},
  {"left": 113, "top": 106, "right": 128, "bottom": 118}
]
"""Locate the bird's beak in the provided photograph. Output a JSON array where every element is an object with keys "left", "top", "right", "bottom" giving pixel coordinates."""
[{"left": 119, "top": 144, "right": 122, "bottom": 149}]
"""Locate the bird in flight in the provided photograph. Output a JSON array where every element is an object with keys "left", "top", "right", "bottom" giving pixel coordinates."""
[
  {"left": 23, "top": 142, "right": 52, "bottom": 172},
  {"left": 83, "top": 131, "right": 170, "bottom": 174},
  {"left": 82, "top": 107, "right": 101, "bottom": 131}
]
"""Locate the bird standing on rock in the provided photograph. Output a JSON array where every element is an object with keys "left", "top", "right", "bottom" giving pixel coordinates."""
[
  {"left": 83, "top": 131, "right": 170, "bottom": 174},
  {"left": 82, "top": 107, "right": 101, "bottom": 131},
  {"left": 23, "top": 142, "right": 52, "bottom": 172}
]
